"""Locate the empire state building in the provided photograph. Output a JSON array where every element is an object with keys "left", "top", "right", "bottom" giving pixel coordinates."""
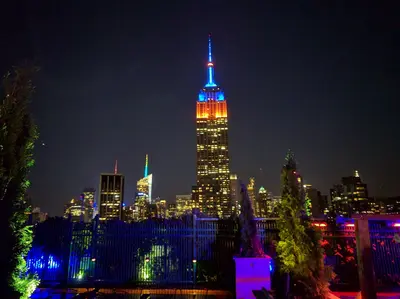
[{"left": 193, "top": 34, "right": 231, "bottom": 218}]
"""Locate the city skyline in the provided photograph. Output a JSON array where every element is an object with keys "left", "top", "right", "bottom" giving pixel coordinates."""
[{"left": 1, "top": 1, "right": 398, "bottom": 216}]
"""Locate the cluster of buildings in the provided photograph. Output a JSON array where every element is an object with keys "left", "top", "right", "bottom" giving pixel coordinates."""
[{"left": 59, "top": 34, "right": 399, "bottom": 223}]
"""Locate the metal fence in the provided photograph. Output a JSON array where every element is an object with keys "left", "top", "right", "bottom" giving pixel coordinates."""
[{"left": 26, "top": 217, "right": 400, "bottom": 291}]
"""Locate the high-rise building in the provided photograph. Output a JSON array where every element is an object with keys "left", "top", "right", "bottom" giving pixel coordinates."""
[
  {"left": 98, "top": 165, "right": 125, "bottom": 220},
  {"left": 176, "top": 194, "right": 194, "bottom": 217},
  {"left": 167, "top": 203, "right": 177, "bottom": 219},
  {"left": 303, "top": 184, "right": 327, "bottom": 218},
  {"left": 230, "top": 174, "right": 240, "bottom": 216},
  {"left": 247, "top": 177, "right": 257, "bottom": 214},
  {"left": 134, "top": 154, "right": 153, "bottom": 221},
  {"left": 257, "top": 186, "right": 268, "bottom": 218},
  {"left": 330, "top": 170, "right": 370, "bottom": 217},
  {"left": 194, "top": 33, "right": 230, "bottom": 218},
  {"left": 64, "top": 197, "right": 91, "bottom": 222},
  {"left": 82, "top": 188, "right": 95, "bottom": 220},
  {"left": 376, "top": 196, "right": 400, "bottom": 214},
  {"left": 31, "top": 207, "right": 48, "bottom": 224},
  {"left": 155, "top": 198, "right": 167, "bottom": 219}
]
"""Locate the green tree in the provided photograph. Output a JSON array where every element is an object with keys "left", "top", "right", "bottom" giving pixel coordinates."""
[
  {"left": 304, "top": 192, "right": 312, "bottom": 217},
  {"left": 0, "top": 65, "right": 40, "bottom": 298},
  {"left": 276, "top": 150, "right": 331, "bottom": 298},
  {"left": 239, "top": 183, "right": 265, "bottom": 257}
]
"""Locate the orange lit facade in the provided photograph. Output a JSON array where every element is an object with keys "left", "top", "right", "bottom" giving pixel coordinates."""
[
  {"left": 196, "top": 95, "right": 227, "bottom": 119},
  {"left": 193, "top": 34, "right": 231, "bottom": 218}
]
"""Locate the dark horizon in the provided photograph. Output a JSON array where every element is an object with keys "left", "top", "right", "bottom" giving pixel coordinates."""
[{"left": 1, "top": 1, "right": 398, "bottom": 216}]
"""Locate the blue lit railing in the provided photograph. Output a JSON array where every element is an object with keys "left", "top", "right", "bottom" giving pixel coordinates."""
[
  {"left": 26, "top": 218, "right": 400, "bottom": 290},
  {"left": 26, "top": 248, "right": 63, "bottom": 282}
]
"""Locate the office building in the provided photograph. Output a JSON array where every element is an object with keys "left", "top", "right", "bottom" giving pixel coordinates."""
[
  {"left": 176, "top": 194, "right": 194, "bottom": 217},
  {"left": 64, "top": 197, "right": 90, "bottom": 222},
  {"left": 194, "top": 33, "right": 231, "bottom": 218},
  {"left": 82, "top": 188, "right": 95, "bottom": 220},
  {"left": 134, "top": 154, "right": 153, "bottom": 221},
  {"left": 230, "top": 174, "right": 240, "bottom": 216},
  {"left": 167, "top": 203, "right": 177, "bottom": 219},
  {"left": 98, "top": 164, "right": 125, "bottom": 220},
  {"left": 303, "top": 184, "right": 327, "bottom": 218},
  {"left": 31, "top": 207, "right": 48, "bottom": 224},
  {"left": 155, "top": 198, "right": 167, "bottom": 219},
  {"left": 330, "top": 170, "right": 370, "bottom": 217}
]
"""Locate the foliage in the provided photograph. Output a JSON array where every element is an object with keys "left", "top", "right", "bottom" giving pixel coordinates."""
[
  {"left": 276, "top": 151, "right": 331, "bottom": 298},
  {"left": 304, "top": 193, "right": 312, "bottom": 217},
  {"left": 0, "top": 65, "right": 40, "bottom": 298},
  {"left": 321, "top": 238, "right": 357, "bottom": 288},
  {"left": 239, "top": 183, "right": 265, "bottom": 257}
]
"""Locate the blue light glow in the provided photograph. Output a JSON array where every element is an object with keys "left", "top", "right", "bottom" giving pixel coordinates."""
[
  {"left": 198, "top": 92, "right": 206, "bottom": 102},
  {"left": 216, "top": 91, "right": 225, "bottom": 101},
  {"left": 205, "top": 82, "right": 217, "bottom": 88},
  {"left": 144, "top": 154, "right": 149, "bottom": 177},
  {"left": 27, "top": 254, "right": 61, "bottom": 270},
  {"left": 205, "top": 33, "right": 217, "bottom": 88}
]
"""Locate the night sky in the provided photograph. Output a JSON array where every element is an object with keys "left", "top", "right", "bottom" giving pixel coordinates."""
[{"left": 1, "top": 1, "right": 399, "bottom": 216}]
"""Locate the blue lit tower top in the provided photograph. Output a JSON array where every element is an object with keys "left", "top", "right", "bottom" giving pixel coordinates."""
[
  {"left": 206, "top": 33, "right": 216, "bottom": 87},
  {"left": 198, "top": 33, "right": 225, "bottom": 102},
  {"left": 144, "top": 154, "right": 149, "bottom": 177}
]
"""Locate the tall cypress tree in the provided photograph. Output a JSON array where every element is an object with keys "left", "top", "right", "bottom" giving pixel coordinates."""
[
  {"left": 276, "top": 150, "right": 331, "bottom": 298},
  {"left": 0, "top": 66, "right": 40, "bottom": 298},
  {"left": 239, "top": 183, "right": 265, "bottom": 257}
]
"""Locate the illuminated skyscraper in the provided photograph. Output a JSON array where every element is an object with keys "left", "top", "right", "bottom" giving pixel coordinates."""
[
  {"left": 330, "top": 170, "right": 370, "bottom": 217},
  {"left": 176, "top": 194, "right": 194, "bottom": 217},
  {"left": 230, "top": 174, "right": 240, "bottom": 216},
  {"left": 247, "top": 177, "right": 256, "bottom": 214},
  {"left": 82, "top": 187, "right": 95, "bottom": 220},
  {"left": 134, "top": 154, "right": 153, "bottom": 221},
  {"left": 194, "top": 34, "right": 230, "bottom": 218},
  {"left": 257, "top": 186, "right": 268, "bottom": 218},
  {"left": 98, "top": 168, "right": 125, "bottom": 221},
  {"left": 64, "top": 197, "right": 89, "bottom": 222}
]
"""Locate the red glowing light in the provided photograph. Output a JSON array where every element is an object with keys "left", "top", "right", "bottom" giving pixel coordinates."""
[
  {"left": 345, "top": 224, "right": 354, "bottom": 227},
  {"left": 313, "top": 223, "right": 327, "bottom": 227},
  {"left": 393, "top": 223, "right": 400, "bottom": 227},
  {"left": 207, "top": 62, "right": 214, "bottom": 67}
]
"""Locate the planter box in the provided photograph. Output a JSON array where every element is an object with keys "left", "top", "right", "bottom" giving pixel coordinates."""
[{"left": 233, "top": 256, "right": 272, "bottom": 299}]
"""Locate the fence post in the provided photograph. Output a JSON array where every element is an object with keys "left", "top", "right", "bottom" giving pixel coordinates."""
[
  {"left": 355, "top": 218, "right": 376, "bottom": 299},
  {"left": 61, "top": 216, "right": 73, "bottom": 298},
  {"left": 91, "top": 215, "right": 99, "bottom": 280},
  {"left": 193, "top": 213, "right": 197, "bottom": 287}
]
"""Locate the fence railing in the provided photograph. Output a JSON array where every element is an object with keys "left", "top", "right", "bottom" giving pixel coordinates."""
[{"left": 26, "top": 217, "right": 400, "bottom": 291}]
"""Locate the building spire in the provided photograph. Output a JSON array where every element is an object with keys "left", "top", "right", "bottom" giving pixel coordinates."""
[
  {"left": 114, "top": 159, "right": 118, "bottom": 174},
  {"left": 205, "top": 32, "right": 216, "bottom": 87},
  {"left": 144, "top": 154, "right": 149, "bottom": 177}
]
